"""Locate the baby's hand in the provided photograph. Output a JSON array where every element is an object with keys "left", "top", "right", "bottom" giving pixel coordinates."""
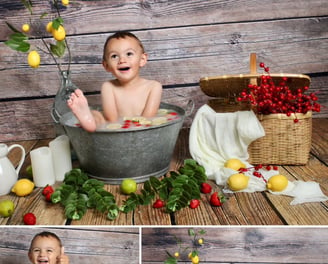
[{"left": 57, "top": 247, "right": 70, "bottom": 264}]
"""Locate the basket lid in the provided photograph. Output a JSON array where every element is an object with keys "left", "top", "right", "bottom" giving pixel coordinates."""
[{"left": 200, "top": 53, "right": 311, "bottom": 97}]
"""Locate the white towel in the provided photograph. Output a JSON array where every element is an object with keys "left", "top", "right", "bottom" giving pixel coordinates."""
[{"left": 189, "top": 104, "right": 328, "bottom": 205}]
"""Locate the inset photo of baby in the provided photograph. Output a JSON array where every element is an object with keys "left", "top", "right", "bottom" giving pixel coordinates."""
[{"left": 0, "top": 227, "right": 139, "bottom": 264}]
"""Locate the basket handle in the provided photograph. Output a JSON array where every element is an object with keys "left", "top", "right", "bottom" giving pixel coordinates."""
[{"left": 250, "top": 53, "right": 258, "bottom": 86}]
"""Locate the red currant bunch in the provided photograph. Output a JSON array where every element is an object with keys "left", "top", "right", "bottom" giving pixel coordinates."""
[
  {"left": 239, "top": 164, "right": 279, "bottom": 183},
  {"left": 237, "top": 63, "right": 321, "bottom": 119}
]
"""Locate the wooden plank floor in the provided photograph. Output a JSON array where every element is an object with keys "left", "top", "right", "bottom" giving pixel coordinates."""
[{"left": 0, "top": 119, "right": 327, "bottom": 226}]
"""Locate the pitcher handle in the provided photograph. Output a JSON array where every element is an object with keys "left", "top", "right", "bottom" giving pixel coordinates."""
[{"left": 8, "top": 144, "right": 26, "bottom": 176}]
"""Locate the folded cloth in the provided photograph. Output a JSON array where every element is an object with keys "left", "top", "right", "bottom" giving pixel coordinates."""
[{"left": 189, "top": 104, "right": 328, "bottom": 205}]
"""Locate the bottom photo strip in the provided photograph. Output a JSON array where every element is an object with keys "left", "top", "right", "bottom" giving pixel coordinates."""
[{"left": 0, "top": 226, "right": 327, "bottom": 264}]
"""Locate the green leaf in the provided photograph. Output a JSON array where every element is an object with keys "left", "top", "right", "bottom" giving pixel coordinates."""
[
  {"left": 4, "top": 39, "right": 30, "bottom": 52},
  {"left": 50, "top": 41, "right": 66, "bottom": 57},
  {"left": 164, "top": 256, "right": 177, "bottom": 264},
  {"left": 188, "top": 229, "right": 196, "bottom": 236},
  {"left": 52, "top": 17, "right": 64, "bottom": 30}
]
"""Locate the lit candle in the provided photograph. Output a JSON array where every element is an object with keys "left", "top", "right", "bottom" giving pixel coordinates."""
[
  {"left": 49, "top": 135, "right": 72, "bottom": 181},
  {"left": 30, "top": 147, "right": 55, "bottom": 187}
]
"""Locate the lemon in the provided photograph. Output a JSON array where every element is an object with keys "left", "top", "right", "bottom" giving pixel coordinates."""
[
  {"left": 27, "top": 50, "right": 40, "bottom": 68},
  {"left": 227, "top": 173, "right": 249, "bottom": 191},
  {"left": 11, "top": 179, "right": 35, "bottom": 197},
  {"left": 174, "top": 252, "right": 179, "bottom": 258},
  {"left": 22, "top": 24, "right": 30, "bottom": 32},
  {"left": 224, "top": 158, "right": 246, "bottom": 171},
  {"left": 52, "top": 25, "right": 66, "bottom": 41},
  {"left": 0, "top": 200, "right": 15, "bottom": 217},
  {"left": 46, "top": 21, "right": 53, "bottom": 33},
  {"left": 267, "top": 174, "right": 288, "bottom": 192},
  {"left": 62, "top": 0, "right": 69, "bottom": 6},
  {"left": 191, "top": 255, "right": 199, "bottom": 264},
  {"left": 198, "top": 238, "right": 204, "bottom": 245},
  {"left": 188, "top": 252, "right": 193, "bottom": 259},
  {"left": 120, "top": 179, "right": 137, "bottom": 194}
]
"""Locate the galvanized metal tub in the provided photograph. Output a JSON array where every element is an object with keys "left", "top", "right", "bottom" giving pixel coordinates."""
[{"left": 60, "top": 102, "right": 185, "bottom": 184}]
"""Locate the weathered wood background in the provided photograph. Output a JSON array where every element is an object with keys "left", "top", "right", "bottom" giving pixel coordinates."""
[
  {"left": 0, "top": 226, "right": 139, "bottom": 263},
  {"left": 0, "top": 0, "right": 327, "bottom": 142},
  {"left": 142, "top": 227, "right": 328, "bottom": 263}
]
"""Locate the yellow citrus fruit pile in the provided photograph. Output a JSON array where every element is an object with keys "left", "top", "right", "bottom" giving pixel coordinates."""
[
  {"left": 11, "top": 178, "right": 35, "bottom": 196},
  {"left": 227, "top": 173, "right": 249, "bottom": 191},
  {"left": 224, "top": 158, "right": 246, "bottom": 171},
  {"left": 267, "top": 174, "right": 289, "bottom": 192}
]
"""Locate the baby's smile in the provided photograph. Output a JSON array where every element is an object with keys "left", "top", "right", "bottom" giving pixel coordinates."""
[
  {"left": 37, "top": 259, "right": 49, "bottom": 263},
  {"left": 118, "top": 66, "right": 131, "bottom": 72}
]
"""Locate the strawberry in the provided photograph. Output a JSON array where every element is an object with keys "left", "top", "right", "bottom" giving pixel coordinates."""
[
  {"left": 200, "top": 182, "right": 212, "bottom": 194},
  {"left": 45, "top": 191, "right": 53, "bottom": 202},
  {"left": 23, "top": 212, "right": 36, "bottom": 225},
  {"left": 153, "top": 199, "right": 164, "bottom": 208},
  {"left": 210, "top": 192, "right": 223, "bottom": 207},
  {"left": 189, "top": 199, "right": 200, "bottom": 209},
  {"left": 42, "top": 185, "right": 54, "bottom": 196}
]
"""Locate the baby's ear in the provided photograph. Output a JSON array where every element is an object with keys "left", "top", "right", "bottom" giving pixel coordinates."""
[
  {"left": 28, "top": 251, "right": 33, "bottom": 262},
  {"left": 139, "top": 53, "right": 148, "bottom": 67}
]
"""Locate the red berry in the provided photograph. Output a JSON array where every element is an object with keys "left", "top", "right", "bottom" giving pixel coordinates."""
[
  {"left": 200, "top": 183, "right": 212, "bottom": 194},
  {"left": 210, "top": 192, "right": 222, "bottom": 207},
  {"left": 45, "top": 191, "right": 53, "bottom": 202},
  {"left": 42, "top": 185, "right": 54, "bottom": 196},
  {"left": 259, "top": 62, "right": 265, "bottom": 68},
  {"left": 189, "top": 199, "right": 200, "bottom": 209},
  {"left": 153, "top": 199, "right": 164, "bottom": 208},
  {"left": 23, "top": 213, "right": 36, "bottom": 225}
]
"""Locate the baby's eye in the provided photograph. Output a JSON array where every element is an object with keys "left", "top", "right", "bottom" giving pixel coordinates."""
[
  {"left": 47, "top": 249, "right": 53, "bottom": 253},
  {"left": 126, "top": 51, "right": 134, "bottom": 57},
  {"left": 110, "top": 54, "right": 118, "bottom": 60},
  {"left": 33, "top": 249, "right": 41, "bottom": 253}
]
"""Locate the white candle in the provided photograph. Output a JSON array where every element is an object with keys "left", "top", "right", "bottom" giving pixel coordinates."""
[
  {"left": 30, "top": 147, "right": 56, "bottom": 187},
  {"left": 49, "top": 135, "right": 72, "bottom": 181}
]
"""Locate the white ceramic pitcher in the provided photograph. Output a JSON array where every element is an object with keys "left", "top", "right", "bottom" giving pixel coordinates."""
[{"left": 0, "top": 143, "right": 25, "bottom": 195}]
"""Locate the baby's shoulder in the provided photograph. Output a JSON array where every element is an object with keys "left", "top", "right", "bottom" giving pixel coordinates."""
[{"left": 144, "top": 79, "right": 162, "bottom": 90}]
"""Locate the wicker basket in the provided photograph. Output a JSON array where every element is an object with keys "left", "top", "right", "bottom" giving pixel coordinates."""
[
  {"left": 199, "top": 53, "right": 312, "bottom": 165},
  {"left": 248, "top": 112, "right": 312, "bottom": 165}
]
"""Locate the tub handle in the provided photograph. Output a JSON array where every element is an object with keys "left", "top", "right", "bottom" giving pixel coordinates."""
[{"left": 169, "top": 91, "right": 195, "bottom": 117}]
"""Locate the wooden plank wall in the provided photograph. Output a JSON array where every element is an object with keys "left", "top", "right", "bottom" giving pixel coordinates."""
[
  {"left": 0, "top": 0, "right": 327, "bottom": 142},
  {"left": 142, "top": 227, "right": 328, "bottom": 263},
  {"left": 0, "top": 226, "right": 139, "bottom": 263}
]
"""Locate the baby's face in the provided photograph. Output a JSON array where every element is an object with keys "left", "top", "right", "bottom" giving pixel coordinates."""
[
  {"left": 103, "top": 36, "right": 147, "bottom": 80},
  {"left": 28, "top": 236, "right": 62, "bottom": 264}
]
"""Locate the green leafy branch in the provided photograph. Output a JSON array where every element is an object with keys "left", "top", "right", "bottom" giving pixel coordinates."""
[
  {"left": 120, "top": 159, "right": 207, "bottom": 214},
  {"left": 51, "top": 169, "right": 119, "bottom": 220},
  {"left": 4, "top": 0, "right": 71, "bottom": 71},
  {"left": 165, "top": 228, "right": 207, "bottom": 264}
]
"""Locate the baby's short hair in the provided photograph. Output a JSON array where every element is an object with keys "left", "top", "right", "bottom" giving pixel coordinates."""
[
  {"left": 29, "top": 231, "right": 63, "bottom": 252},
  {"left": 102, "top": 31, "right": 145, "bottom": 61}
]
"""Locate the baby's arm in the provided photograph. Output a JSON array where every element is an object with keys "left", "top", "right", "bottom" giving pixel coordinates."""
[
  {"left": 101, "top": 81, "right": 119, "bottom": 122},
  {"left": 142, "top": 81, "right": 163, "bottom": 117}
]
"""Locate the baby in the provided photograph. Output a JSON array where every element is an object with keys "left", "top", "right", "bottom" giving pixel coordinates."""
[
  {"left": 67, "top": 31, "right": 163, "bottom": 132},
  {"left": 28, "top": 231, "right": 69, "bottom": 264}
]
